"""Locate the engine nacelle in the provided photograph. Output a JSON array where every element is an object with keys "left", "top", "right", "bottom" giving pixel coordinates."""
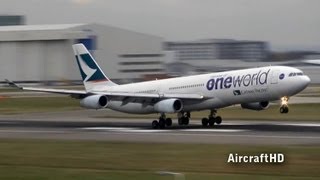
[
  {"left": 80, "top": 95, "right": 108, "bottom": 109},
  {"left": 154, "top": 98, "right": 183, "bottom": 113},
  {"left": 241, "top": 101, "right": 269, "bottom": 111}
]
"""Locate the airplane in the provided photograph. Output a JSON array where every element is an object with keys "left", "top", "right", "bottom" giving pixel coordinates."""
[{"left": 6, "top": 43, "right": 311, "bottom": 129}]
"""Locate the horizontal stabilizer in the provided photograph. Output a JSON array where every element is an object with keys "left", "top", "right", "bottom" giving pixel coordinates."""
[{"left": 5, "top": 79, "right": 22, "bottom": 89}]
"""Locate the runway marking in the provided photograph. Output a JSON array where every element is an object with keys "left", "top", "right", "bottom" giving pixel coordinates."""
[
  {"left": 189, "top": 134, "right": 320, "bottom": 140},
  {"left": 117, "top": 129, "right": 171, "bottom": 133},
  {"left": 180, "top": 129, "right": 247, "bottom": 132},
  {"left": 82, "top": 127, "right": 135, "bottom": 130},
  {"left": 80, "top": 127, "right": 248, "bottom": 133},
  {"left": 1, "top": 129, "right": 319, "bottom": 140},
  {"left": 0, "top": 128, "right": 319, "bottom": 145},
  {"left": 81, "top": 127, "right": 171, "bottom": 133},
  {"left": 283, "top": 123, "right": 320, "bottom": 127},
  {"left": 0, "top": 130, "right": 65, "bottom": 133},
  {"left": 0, "top": 122, "right": 20, "bottom": 124},
  {"left": 106, "top": 132, "right": 320, "bottom": 140}
]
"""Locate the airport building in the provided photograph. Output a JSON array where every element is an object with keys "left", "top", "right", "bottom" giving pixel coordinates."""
[
  {"left": 0, "top": 23, "right": 165, "bottom": 84},
  {"left": 165, "top": 39, "right": 269, "bottom": 62},
  {"left": 0, "top": 23, "right": 319, "bottom": 85}
]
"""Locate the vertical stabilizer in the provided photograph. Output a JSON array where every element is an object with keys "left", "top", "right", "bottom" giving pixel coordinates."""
[{"left": 72, "top": 43, "right": 117, "bottom": 92}]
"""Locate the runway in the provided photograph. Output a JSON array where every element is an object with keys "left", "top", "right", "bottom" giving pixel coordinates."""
[{"left": 0, "top": 112, "right": 319, "bottom": 145}]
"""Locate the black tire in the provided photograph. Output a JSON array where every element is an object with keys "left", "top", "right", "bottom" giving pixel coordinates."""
[
  {"left": 215, "top": 116, "right": 222, "bottom": 124},
  {"left": 183, "top": 117, "right": 190, "bottom": 125},
  {"left": 159, "top": 118, "right": 166, "bottom": 129},
  {"left": 178, "top": 118, "right": 183, "bottom": 125},
  {"left": 280, "top": 106, "right": 287, "bottom": 114},
  {"left": 284, "top": 107, "right": 289, "bottom": 113},
  {"left": 165, "top": 118, "right": 172, "bottom": 127},
  {"left": 152, "top": 120, "right": 159, "bottom": 129},
  {"left": 202, "top": 118, "right": 209, "bottom": 127},
  {"left": 208, "top": 117, "right": 215, "bottom": 127}
]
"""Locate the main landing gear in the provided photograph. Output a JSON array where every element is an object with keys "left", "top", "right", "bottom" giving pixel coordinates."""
[
  {"left": 201, "top": 109, "right": 222, "bottom": 127},
  {"left": 151, "top": 110, "right": 223, "bottom": 129},
  {"left": 152, "top": 112, "right": 190, "bottom": 129},
  {"left": 280, "top": 96, "right": 289, "bottom": 114},
  {"left": 177, "top": 111, "right": 190, "bottom": 126},
  {"left": 152, "top": 113, "right": 172, "bottom": 129}
]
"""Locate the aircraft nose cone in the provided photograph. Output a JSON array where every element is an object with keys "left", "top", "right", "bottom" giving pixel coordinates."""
[
  {"left": 302, "top": 75, "right": 311, "bottom": 87},
  {"left": 304, "top": 75, "right": 311, "bottom": 84}
]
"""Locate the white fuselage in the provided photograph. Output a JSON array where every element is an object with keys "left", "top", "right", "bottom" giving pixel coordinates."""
[{"left": 95, "top": 66, "right": 310, "bottom": 114}]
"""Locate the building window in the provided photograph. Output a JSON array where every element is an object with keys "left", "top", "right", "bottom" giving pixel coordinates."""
[
  {"left": 119, "top": 69, "right": 163, "bottom": 73},
  {"left": 119, "top": 54, "right": 163, "bottom": 58},
  {"left": 119, "top": 61, "right": 162, "bottom": 65}
]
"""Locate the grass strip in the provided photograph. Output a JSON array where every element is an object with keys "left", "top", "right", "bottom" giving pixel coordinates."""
[
  {"left": 0, "top": 97, "right": 80, "bottom": 114},
  {"left": 0, "top": 139, "right": 319, "bottom": 179}
]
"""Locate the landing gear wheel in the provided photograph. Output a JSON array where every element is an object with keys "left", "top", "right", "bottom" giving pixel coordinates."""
[
  {"left": 202, "top": 109, "right": 223, "bottom": 128},
  {"left": 177, "top": 111, "right": 191, "bottom": 126},
  {"left": 280, "top": 96, "right": 289, "bottom": 114},
  {"left": 280, "top": 106, "right": 289, "bottom": 114},
  {"left": 202, "top": 118, "right": 209, "bottom": 127},
  {"left": 285, "top": 107, "right": 289, "bottom": 113},
  {"left": 165, "top": 118, "right": 172, "bottom": 127},
  {"left": 158, "top": 118, "right": 166, "bottom": 129},
  {"left": 208, "top": 117, "right": 215, "bottom": 127},
  {"left": 215, "top": 116, "right": 222, "bottom": 125},
  {"left": 152, "top": 120, "right": 159, "bottom": 129},
  {"left": 280, "top": 107, "right": 285, "bottom": 113},
  {"left": 178, "top": 117, "right": 189, "bottom": 125},
  {"left": 183, "top": 117, "right": 189, "bottom": 125}
]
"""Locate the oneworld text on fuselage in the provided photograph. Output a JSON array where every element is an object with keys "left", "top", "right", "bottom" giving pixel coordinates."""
[{"left": 206, "top": 69, "right": 271, "bottom": 91}]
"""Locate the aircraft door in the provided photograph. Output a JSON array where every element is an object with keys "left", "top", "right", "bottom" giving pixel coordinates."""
[{"left": 271, "top": 69, "right": 279, "bottom": 84}]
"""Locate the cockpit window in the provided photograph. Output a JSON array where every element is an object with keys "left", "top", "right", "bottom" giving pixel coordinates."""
[{"left": 289, "top": 72, "right": 303, "bottom": 77}]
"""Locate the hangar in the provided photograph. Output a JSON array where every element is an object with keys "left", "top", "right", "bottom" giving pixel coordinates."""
[{"left": 0, "top": 23, "right": 165, "bottom": 84}]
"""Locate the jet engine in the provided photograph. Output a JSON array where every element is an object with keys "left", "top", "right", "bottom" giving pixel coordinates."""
[
  {"left": 80, "top": 95, "right": 108, "bottom": 109},
  {"left": 241, "top": 101, "right": 269, "bottom": 111},
  {"left": 154, "top": 98, "right": 183, "bottom": 113}
]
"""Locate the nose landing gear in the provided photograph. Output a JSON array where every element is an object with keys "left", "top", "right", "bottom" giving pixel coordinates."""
[{"left": 280, "top": 96, "right": 289, "bottom": 114}]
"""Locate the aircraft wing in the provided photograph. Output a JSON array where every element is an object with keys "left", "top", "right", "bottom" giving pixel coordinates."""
[
  {"left": 93, "top": 91, "right": 204, "bottom": 99},
  {"left": 5, "top": 79, "right": 204, "bottom": 100},
  {"left": 5, "top": 79, "right": 87, "bottom": 95},
  {"left": 19, "top": 87, "right": 87, "bottom": 95}
]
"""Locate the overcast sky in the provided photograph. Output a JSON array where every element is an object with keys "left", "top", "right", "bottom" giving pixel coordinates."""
[{"left": 1, "top": 0, "right": 320, "bottom": 51}]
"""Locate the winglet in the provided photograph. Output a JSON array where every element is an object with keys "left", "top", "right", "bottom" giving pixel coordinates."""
[{"left": 5, "top": 79, "right": 22, "bottom": 89}]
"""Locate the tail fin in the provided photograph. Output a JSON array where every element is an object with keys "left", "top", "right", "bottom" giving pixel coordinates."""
[{"left": 72, "top": 43, "right": 117, "bottom": 92}]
